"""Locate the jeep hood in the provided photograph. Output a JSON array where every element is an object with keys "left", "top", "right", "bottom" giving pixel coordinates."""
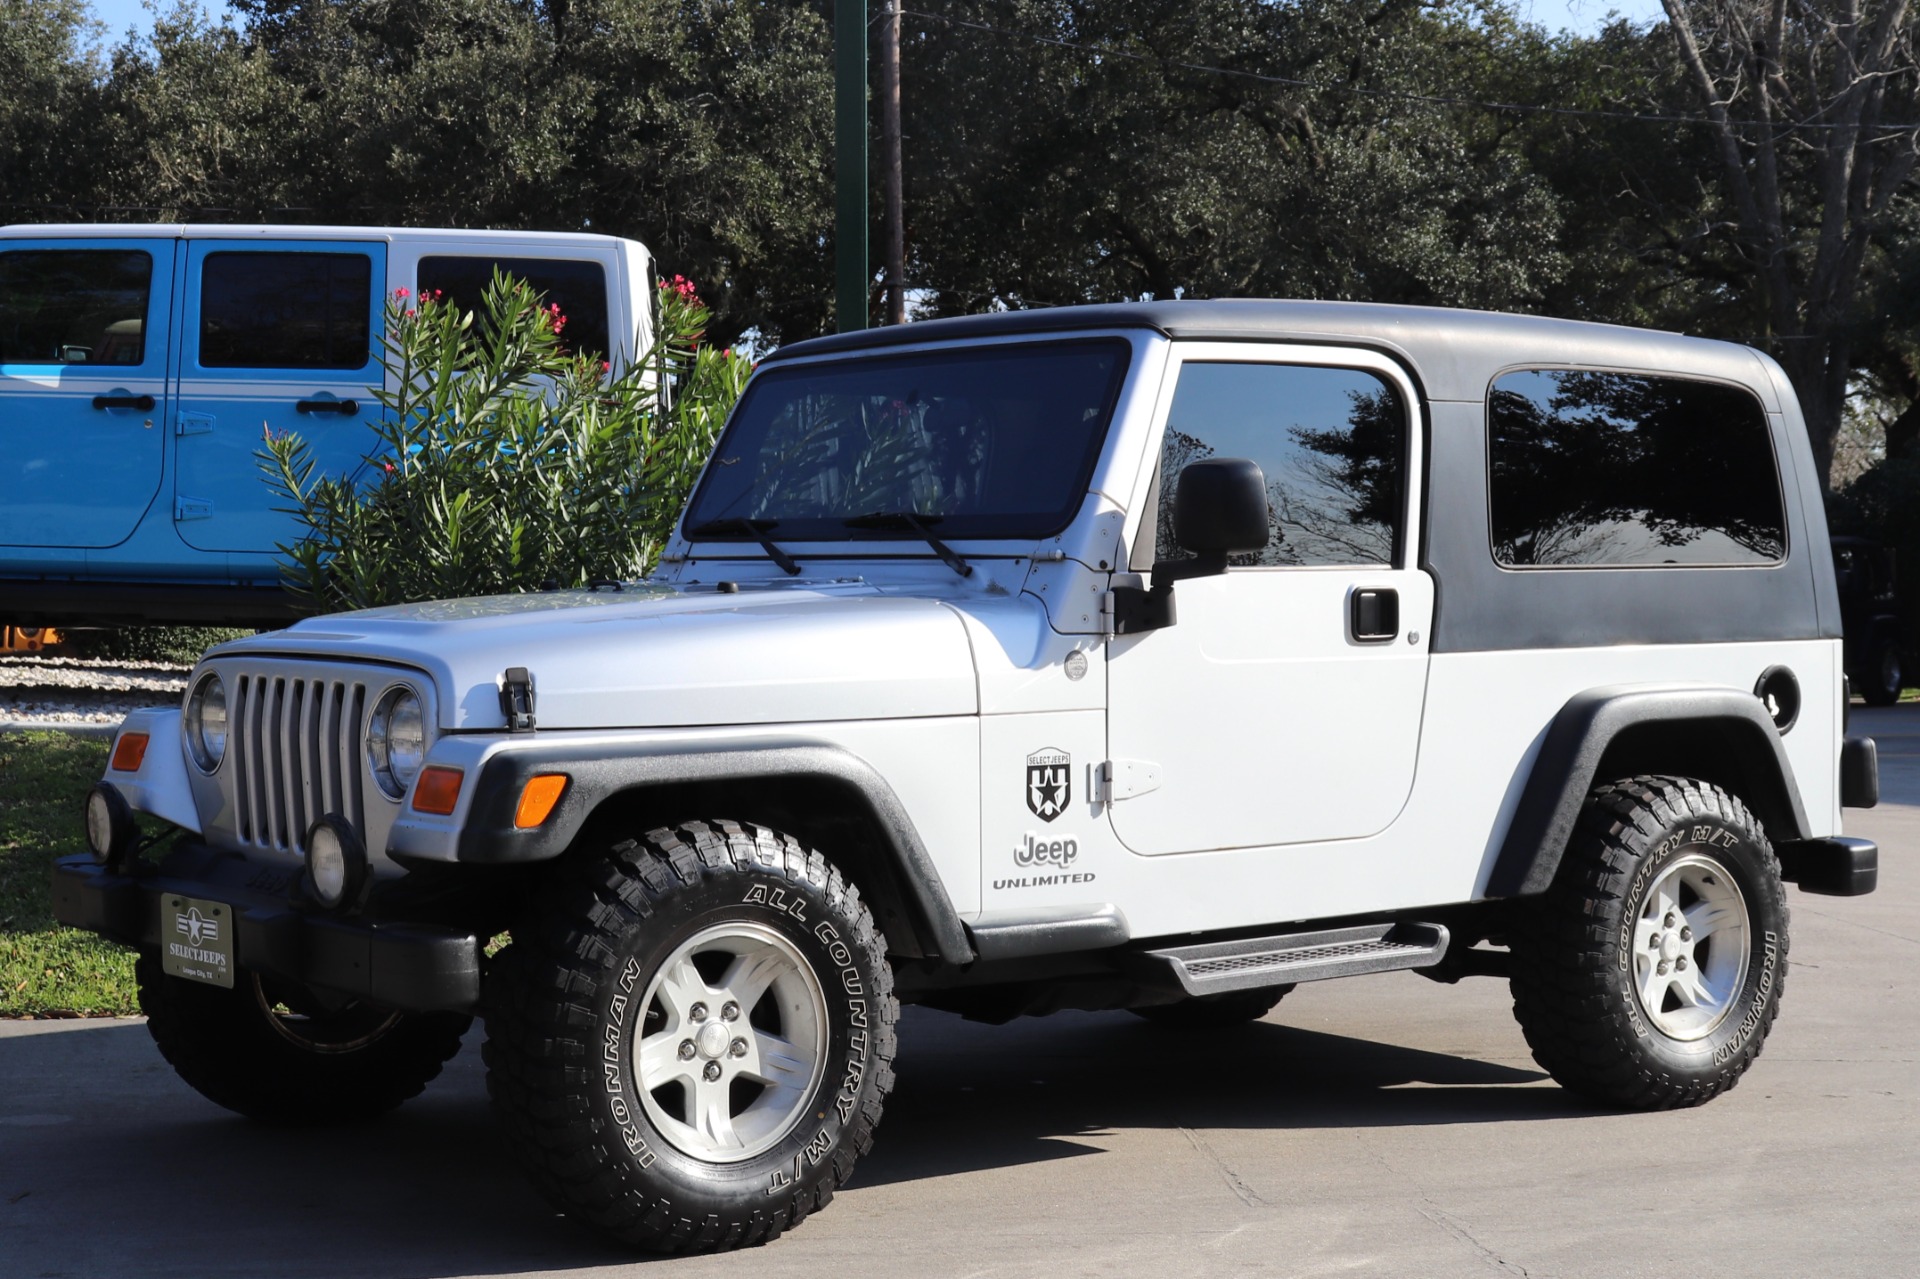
[{"left": 217, "top": 580, "right": 989, "bottom": 729}]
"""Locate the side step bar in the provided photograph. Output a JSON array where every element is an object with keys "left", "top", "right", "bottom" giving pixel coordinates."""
[{"left": 1139, "top": 922, "right": 1451, "bottom": 997}]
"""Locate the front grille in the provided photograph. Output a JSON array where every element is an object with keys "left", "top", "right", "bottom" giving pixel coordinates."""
[{"left": 230, "top": 672, "right": 368, "bottom": 853}]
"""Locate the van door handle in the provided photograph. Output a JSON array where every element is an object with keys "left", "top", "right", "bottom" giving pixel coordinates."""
[
  {"left": 92, "top": 394, "right": 155, "bottom": 412},
  {"left": 295, "top": 398, "right": 359, "bottom": 416},
  {"left": 1350, "top": 587, "right": 1400, "bottom": 643}
]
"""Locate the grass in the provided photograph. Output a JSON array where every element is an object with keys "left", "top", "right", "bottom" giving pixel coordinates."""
[{"left": 0, "top": 731, "right": 139, "bottom": 1017}]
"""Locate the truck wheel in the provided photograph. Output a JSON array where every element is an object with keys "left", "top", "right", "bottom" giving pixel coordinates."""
[
  {"left": 1863, "top": 638, "right": 1902, "bottom": 706},
  {"left": 1508, "top": 776, "right": 1788, "bottom": 1110},
  {"left": 483, "top": 820, "right": 898, "bottom": 1253},
  {"left": 1130, "top": 985, "right": 1293, "bottom": 1029},
  {"left": 135, "top": 953, "right": 470, "bottom": 1123}
]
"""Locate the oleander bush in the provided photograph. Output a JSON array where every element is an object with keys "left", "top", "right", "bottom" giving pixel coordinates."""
[{"left": 260, "top": 272, "right": 748, "bottom": 613}]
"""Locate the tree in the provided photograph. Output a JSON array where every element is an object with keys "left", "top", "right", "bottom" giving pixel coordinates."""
[
  {"left": 897, "top": 0, "right": 1570, "bottom": 315},
  {"left": 1655, "top": 0, "right": 1920, "bottom": 486}
]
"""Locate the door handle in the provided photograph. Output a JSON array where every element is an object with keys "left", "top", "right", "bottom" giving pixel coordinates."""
[
  {"left": 295, "top": 398, "right": 359, "bottom": 416},
  {"left": 92, "top": 394, "right": 156, "bottom": 412},
  {"left": 1350, "top": 587, "right": 1399, "bottom": 643}
]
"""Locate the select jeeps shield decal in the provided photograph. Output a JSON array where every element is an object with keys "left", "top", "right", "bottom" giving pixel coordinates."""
[{"left": 1026, "top": 748, "right": 1070, "bottom": 822}]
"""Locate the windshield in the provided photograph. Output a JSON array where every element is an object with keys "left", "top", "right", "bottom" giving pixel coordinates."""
[{"left": 682, "top": 339, "right": 1130, "bottom": 541}]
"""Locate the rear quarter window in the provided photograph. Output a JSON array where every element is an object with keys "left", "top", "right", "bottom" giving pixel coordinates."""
[
  {"left": 1487, "top": 369, "right": 1787, "bottom": 568},
  {"left": 416, "top": 255, "right": 610, "bottom": 360}
]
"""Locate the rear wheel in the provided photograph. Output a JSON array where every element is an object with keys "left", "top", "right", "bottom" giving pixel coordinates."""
[
  {"left": 136, "top": 953, "right": 470, "bottom": 1123},
  {"left": 1509, "top": 776, "right": 1788, "bottom": 1110},
  {"left": 484, "top": 819, "right": 897, "bottom": 1253}
]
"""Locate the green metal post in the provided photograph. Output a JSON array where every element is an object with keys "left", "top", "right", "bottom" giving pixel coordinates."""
[{"left": 835, "top": 0, "right": 869, "bottom": 332}]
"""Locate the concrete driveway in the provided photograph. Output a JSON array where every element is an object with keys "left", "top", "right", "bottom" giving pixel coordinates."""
[{"left": 4, "top": 708, "right": 1915, "bottom": 1278}]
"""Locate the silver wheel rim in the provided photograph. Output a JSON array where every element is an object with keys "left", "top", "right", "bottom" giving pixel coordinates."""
[
  {"left": 1629, "top": 851, "right": 1751, "bottom": 1041},
  {"left": 633, "top": 921, "right": 829, "bottom": 1163}
]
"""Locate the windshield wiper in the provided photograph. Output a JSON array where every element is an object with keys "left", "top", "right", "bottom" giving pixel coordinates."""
[
  {"left": 686, "top": 517, "right": 801, "bottom": 576},
  {"left": 843, "top": 510, "right": 973, "bottom": 578}
]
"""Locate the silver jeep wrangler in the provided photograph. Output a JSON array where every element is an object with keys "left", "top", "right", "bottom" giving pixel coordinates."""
[{"left": 57, "top": 301, "right": 1882, "bottom": 1252}]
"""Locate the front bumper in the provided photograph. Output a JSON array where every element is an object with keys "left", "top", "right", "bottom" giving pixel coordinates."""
[{"left": 51, "top": 843, "right": 482, "bottom": 1012}]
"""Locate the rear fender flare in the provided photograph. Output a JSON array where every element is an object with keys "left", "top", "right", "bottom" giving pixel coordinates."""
[{"left": 1485, "top": 684, "right": 1810, "bottom": 898}]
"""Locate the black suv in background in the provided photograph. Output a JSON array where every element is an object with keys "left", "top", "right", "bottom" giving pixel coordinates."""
[{"left": 1834, "top": 535, "right": 1906, "bottom": 705}]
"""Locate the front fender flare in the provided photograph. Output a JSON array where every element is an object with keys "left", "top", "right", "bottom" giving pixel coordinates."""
[
  {"left": 388, "top": 733, "right": 974, "bottom": 964},
  {"left": 1485, "top": 684, "right": 1810, "bottom": 898}
]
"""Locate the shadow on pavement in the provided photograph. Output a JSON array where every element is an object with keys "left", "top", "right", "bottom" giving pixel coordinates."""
[
  {"left": 851, "top": 1005, "right": 1569, "bottom": 1190},
  {"left": 2, "top": 1001, "right": 1575, "bottom": 1276}
]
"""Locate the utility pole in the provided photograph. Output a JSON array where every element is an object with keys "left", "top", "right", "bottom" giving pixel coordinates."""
[
  {"left": 880, "top": 1, "right": 904, "bottom": 326},
  {"left": 834, "top": 0, "right": 868, "bottom": 333}
]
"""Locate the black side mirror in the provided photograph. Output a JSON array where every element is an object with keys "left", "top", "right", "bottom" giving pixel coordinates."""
[
  {"left": 1111, "top": 458, "right": 1270, "bottom": 635},
  {"left": 1173, "top": 458, "right": 1270, "bottom": 559}
]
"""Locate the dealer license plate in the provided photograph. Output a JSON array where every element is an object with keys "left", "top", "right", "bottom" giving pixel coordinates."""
[{"left": 160, "top": 895, "right": 236, "bottom": 989}]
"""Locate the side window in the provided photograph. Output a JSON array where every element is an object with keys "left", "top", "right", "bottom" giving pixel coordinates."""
[
  {"left": 416, "top": 256, "right": 611, "bottom": 360},
  {"left": 1488, "top": 369, "right": 1786, "bottom": 567},
  {"left": 0, "top": 250, "right": 152, "bottom": 366},
  {"left": 200, "top": 252, "right": 373, "bottom": 369},
  {"left": 1155, "top": 361, "right": 1406, "bottom": 567}
]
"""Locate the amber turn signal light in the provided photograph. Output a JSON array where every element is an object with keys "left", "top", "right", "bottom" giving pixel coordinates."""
[
  {"left": 410, "top": 765, "right": 465, "bottom": 815},
  {"left": 110, "top": 732, "right": 149, "bottom": 772},
  {"left": 514, "top": 774, "right": 569, "bottom": 829}
]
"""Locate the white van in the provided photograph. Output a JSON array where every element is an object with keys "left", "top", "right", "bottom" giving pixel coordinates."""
[{"left": 0, "top": 225, "right": 654, "bottom": 625}]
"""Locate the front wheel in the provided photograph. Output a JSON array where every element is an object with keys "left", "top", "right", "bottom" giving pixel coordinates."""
[
  {"left": 484, "top": 820, "right": 897, "bottom": 1253},
  {"left": 1509, "top": 776, "right": 1788, "bottom": 1110}
]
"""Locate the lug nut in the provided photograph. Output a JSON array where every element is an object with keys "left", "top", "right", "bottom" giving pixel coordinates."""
[
  {"left": 730, "top": 1037, "right": 749, "bottom": 1058},
  {"left": 678, "top": 1040, "right": 696, "bottom": 1060},
  {"left": 703, "top": 1061, "right": 722, "bottom": 1081},
  {"left": 690, "top": 1002, "right": 708, "bottom": 1023},
  {"left": 1657, "top": 960, "right": 1670, "bottom": 975},
  {"left": 1665, "top": 912, "right": 1677, "bottom": 928},
  {"left": 721, "top": 1001, "right": 741, "bottom": 1022},
  {"left": 1676, "top": 957, "right": 1689, "bottom": 971},
  {"left": 1680, "top": 927, "right": 1693, "bottom": 942},
  {"left": 1648, "top": 934, "right": 1662, "bottom": 948}
]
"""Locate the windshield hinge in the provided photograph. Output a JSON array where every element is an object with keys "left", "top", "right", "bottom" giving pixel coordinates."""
[{"left": 499, "top": 667, "right": 537, "bottom": 733}]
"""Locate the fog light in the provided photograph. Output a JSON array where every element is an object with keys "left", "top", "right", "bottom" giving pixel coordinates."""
[
  {"left": 304, "top": 815, "right": 368, "bottom": 911},
  {"left": 84, "top": 783, "right": 137, "bottom": 870}
]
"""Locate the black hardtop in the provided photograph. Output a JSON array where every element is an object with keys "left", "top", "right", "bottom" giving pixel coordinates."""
[{"left": 765, "top": 299, "right": 1779, "bottom": 407}]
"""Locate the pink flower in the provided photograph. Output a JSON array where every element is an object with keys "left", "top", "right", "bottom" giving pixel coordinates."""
[
  {"left": 405, "top": 308, "right": 415, "bottom": 318},
  {"left": 394, "top": 287, "right": 411, "bottom": 300},
  {"left": 382, "top": 462, "right": 395, "bottom": 474}
]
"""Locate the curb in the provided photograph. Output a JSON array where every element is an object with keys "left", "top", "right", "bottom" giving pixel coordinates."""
[{"left": 0, "top": 721, "right": 118, "bottom": 739}]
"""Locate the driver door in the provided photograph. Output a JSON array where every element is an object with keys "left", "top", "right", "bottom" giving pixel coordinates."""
[{"left": 1105, "top": 344, "right": 1433, "bottom": 856}]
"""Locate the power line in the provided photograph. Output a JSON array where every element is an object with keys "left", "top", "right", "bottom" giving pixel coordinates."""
[{"left": 898, "top": 5, "right": 1920, "bottom": 135}]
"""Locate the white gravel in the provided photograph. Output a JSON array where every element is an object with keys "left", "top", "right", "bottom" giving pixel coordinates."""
[{"left": 0, "top": 655, "right": 189, "bottom": 727}]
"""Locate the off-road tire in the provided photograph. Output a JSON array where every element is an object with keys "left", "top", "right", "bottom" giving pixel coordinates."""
[
  {"left": 135, "top": 952, "right": 470, "bottom": 1123},
  {"left": 1130, "top": 985, "right": 1293, "bottom": 1029},
  {"left": 1509, "top": 775, "right": 1788, "bottom": 1110},
  {"left": 1863, "top": 638, "right": 1903, "bottom": 706},
  {"left": 483, "top": 819, "right": 898, "bottom": 1254}
]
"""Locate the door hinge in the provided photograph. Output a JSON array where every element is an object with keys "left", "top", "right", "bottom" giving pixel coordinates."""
[
  {"left": 175, "top": 411, "right": 215, "bottom": 437},
  {"left": 174, "top": 497, "right": 213, "bottom": 522},
  {"left": 499, "top": 666, "right": 537, "bottom": 732},
  {"left": 1095, "top": 759, "right": 1162, "bottom": 804},
  {"left": 1099, "top": 585, "right": 1176, "bottom": 637}
]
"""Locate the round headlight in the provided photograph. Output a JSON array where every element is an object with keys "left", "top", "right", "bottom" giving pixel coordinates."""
[
  {"left": 184, "top": 673, "right": 227, "bottom": 773},
  {"left": 367, "top": 686, "right": 427, "bottom": 800}
]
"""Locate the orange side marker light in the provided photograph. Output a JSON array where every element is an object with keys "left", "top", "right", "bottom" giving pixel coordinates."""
[
  {"left": 110, "top": 733, "right": 150, "bottom": 772},
  {"left": 514, "top": 774, "right": 569, "bottom": 829},
  {"left": 411, "top": 766, "right": 465, "bottom": 815}
]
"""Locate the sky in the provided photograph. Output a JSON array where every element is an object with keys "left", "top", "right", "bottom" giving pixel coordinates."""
[{"left": 84, "top": 0, "right": 1675, "bottom": 46}]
